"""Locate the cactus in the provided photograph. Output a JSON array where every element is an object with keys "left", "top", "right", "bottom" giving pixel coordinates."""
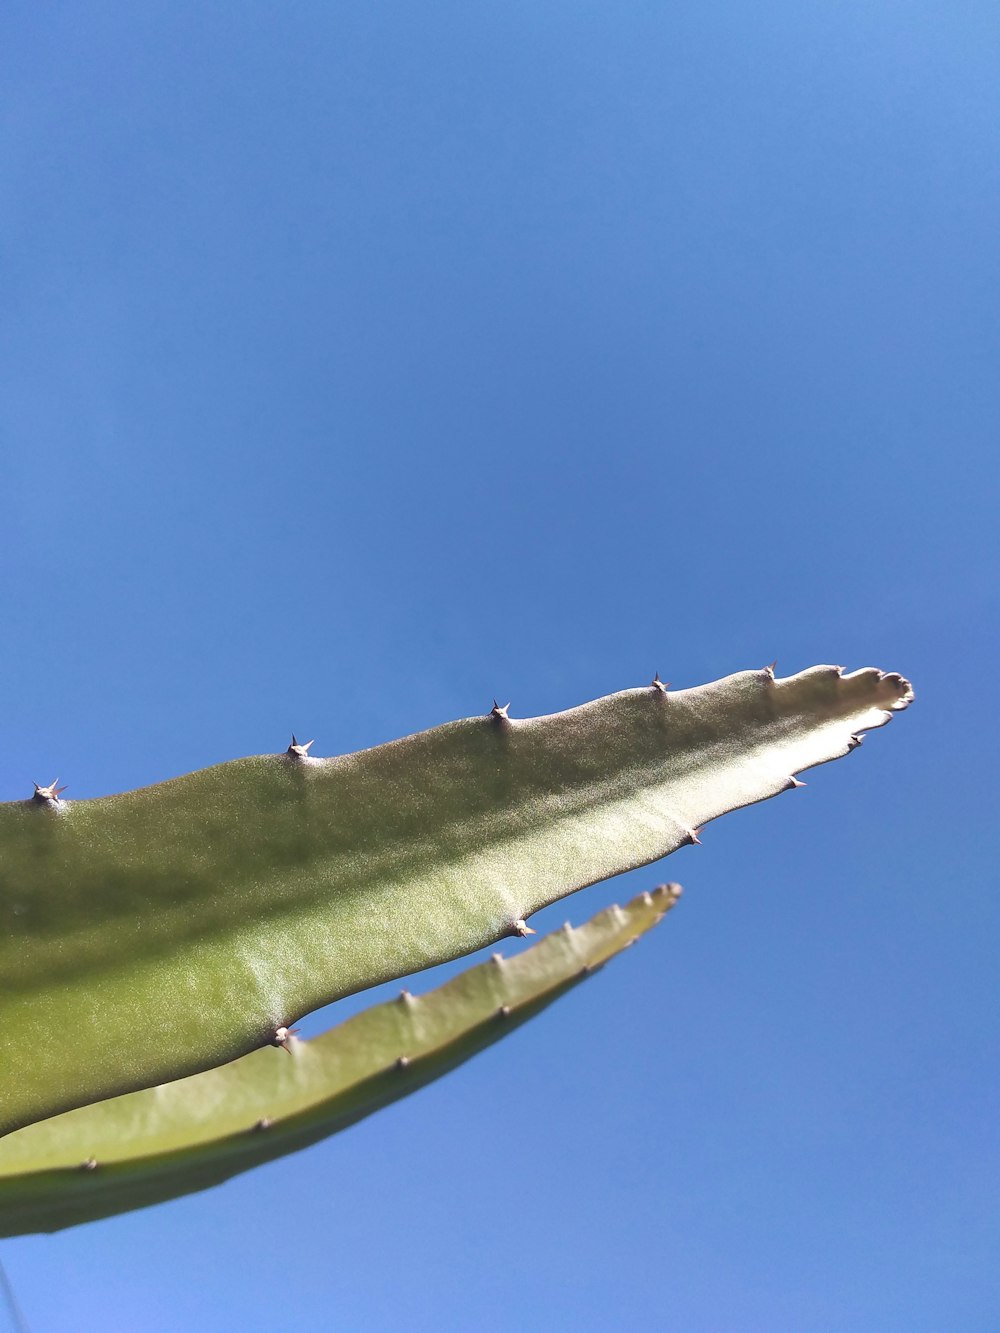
[
  {"left": 0, "top": 663, "right": 911, "bottom": 1232},
  {"left": 0, "top": 885, "right": 680, "bottom": 1236}
]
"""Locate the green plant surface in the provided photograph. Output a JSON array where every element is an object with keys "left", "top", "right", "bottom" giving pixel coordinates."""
[
  {"left": 0, "top": 884, "right": 680, "bottom": 1236},
  {"left": 0, "top": 664, "right": 912, "bottom": 1135}
]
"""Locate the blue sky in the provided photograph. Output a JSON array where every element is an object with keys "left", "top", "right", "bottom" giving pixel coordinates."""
[{"left": 2, "top": 3, "right": 997, "bottom": 1329}]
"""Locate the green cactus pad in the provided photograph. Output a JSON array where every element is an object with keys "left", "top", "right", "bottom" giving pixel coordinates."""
[
  {"left": 0, "top": 885, "right": 680, "bottom": 1236},
  {"left": 0, "top": 665, "right": 912, "bottom": 1134}
]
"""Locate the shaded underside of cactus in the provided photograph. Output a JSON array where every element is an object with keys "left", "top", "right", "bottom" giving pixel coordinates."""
[
  {"left": 0, "top": 664, "right": 912, "bottom": 1135},
  {"left": 0, "top": 886, "right": 679, "bottom": 1236}
]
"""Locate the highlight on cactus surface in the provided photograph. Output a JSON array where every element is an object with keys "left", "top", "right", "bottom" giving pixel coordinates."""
[{"left": 0, "top": 663, "right": 912, "bottom": 1233}]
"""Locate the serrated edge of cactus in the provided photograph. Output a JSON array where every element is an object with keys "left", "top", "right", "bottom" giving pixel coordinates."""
[
  {"left": 11, "top": 665, "right": 912, "bottom": 805},
  {"left": 0, "top": 662, "right": 912, "bottom": 1141}
]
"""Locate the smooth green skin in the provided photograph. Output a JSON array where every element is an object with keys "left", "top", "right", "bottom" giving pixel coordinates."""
[
  {"left": 0, "top": 885, "right": 680, "bottom": 1236},
  {"left": 0, "top": 665, "right": 912, "bottom": 1135}
]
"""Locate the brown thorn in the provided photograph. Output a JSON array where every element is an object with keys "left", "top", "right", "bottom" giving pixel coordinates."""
[
  {"left": 33, "top": 779, "right": 67, "bottom": 803},
  {"left": 653, "top": 882, "right": 683, "bottom": 905},
  {"left": 510, "top": 919, "right": 535, "bottom": 938},
  {"left": 287, "top": 735, "right": 315, "bottom": 760},
  {"left": 489, "top": 699, "right": 511, "bottom": 722},
  {"left": 651, "top": 672, "right": 669, "bottom": 694}
]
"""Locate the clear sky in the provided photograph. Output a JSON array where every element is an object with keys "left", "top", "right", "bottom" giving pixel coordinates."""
[{"left": 2, "top": 3, "right": 997, "bottom": 1330}]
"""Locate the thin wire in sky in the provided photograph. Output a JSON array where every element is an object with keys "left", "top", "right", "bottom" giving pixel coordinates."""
[{"left": 0, "top": 1259, "right": 29, "bottom": 1333}]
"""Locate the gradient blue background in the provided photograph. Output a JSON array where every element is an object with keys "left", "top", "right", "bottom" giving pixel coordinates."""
[{"left": 2, "top": 3, "right": 997, "bottom": 1329}]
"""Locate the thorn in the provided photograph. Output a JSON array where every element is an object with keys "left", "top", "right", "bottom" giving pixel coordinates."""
[
  {"left": 271, "top": 1026, "right": 301, "bottom": 1050},
  {"left": 490, "top": 699, "right": 511, "bottom": 722},
  {"left": 398, "top": 988, "right": 413, "bottom": 1004},
  {"left": 396, "top": 1055, "right": 410, "bottom": 1070},
  {"left": 651, "top": 672, "right": 669, "bottom": 693},
  {"left": 286, "top": 735, "right": 315, "bottom": 760},
  {"left": 496, "top": 1005, "right": 511, "bottom": 1019},
  {"left": 491, "top": 952, "right": 505, "bottom": 965},
  {"left": 763, "top": 661, "right": 777, "bottom": 679},
  {"left": 580, "top": 963, "right": 596, "bottom": 976},
  {"left": 641, "top": 890, "right": 654, "bottom": 906},
  {"left": 79, "top": 1157, "right": 98, "bottom": 1172},
  {"left": 683, "top": 828, "right": 702, "bottom": 846},
  {"left": 510, "top": 919, "right": 535, "bottom": 937},
  {"left": 33, "top": 779, "right": 67, "bottom": 804},
  {"left": 653, "top": 883, "right": 683, "bottom": 904},
  {"left": 847, "top": 733, "right": 864, "bottom": 751},
  {"left": 786, "top": 776, "right": 807, "bottom": 789},
  {"left": 253, "top": 1117, "right": 273, "bottom": 1132}
]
